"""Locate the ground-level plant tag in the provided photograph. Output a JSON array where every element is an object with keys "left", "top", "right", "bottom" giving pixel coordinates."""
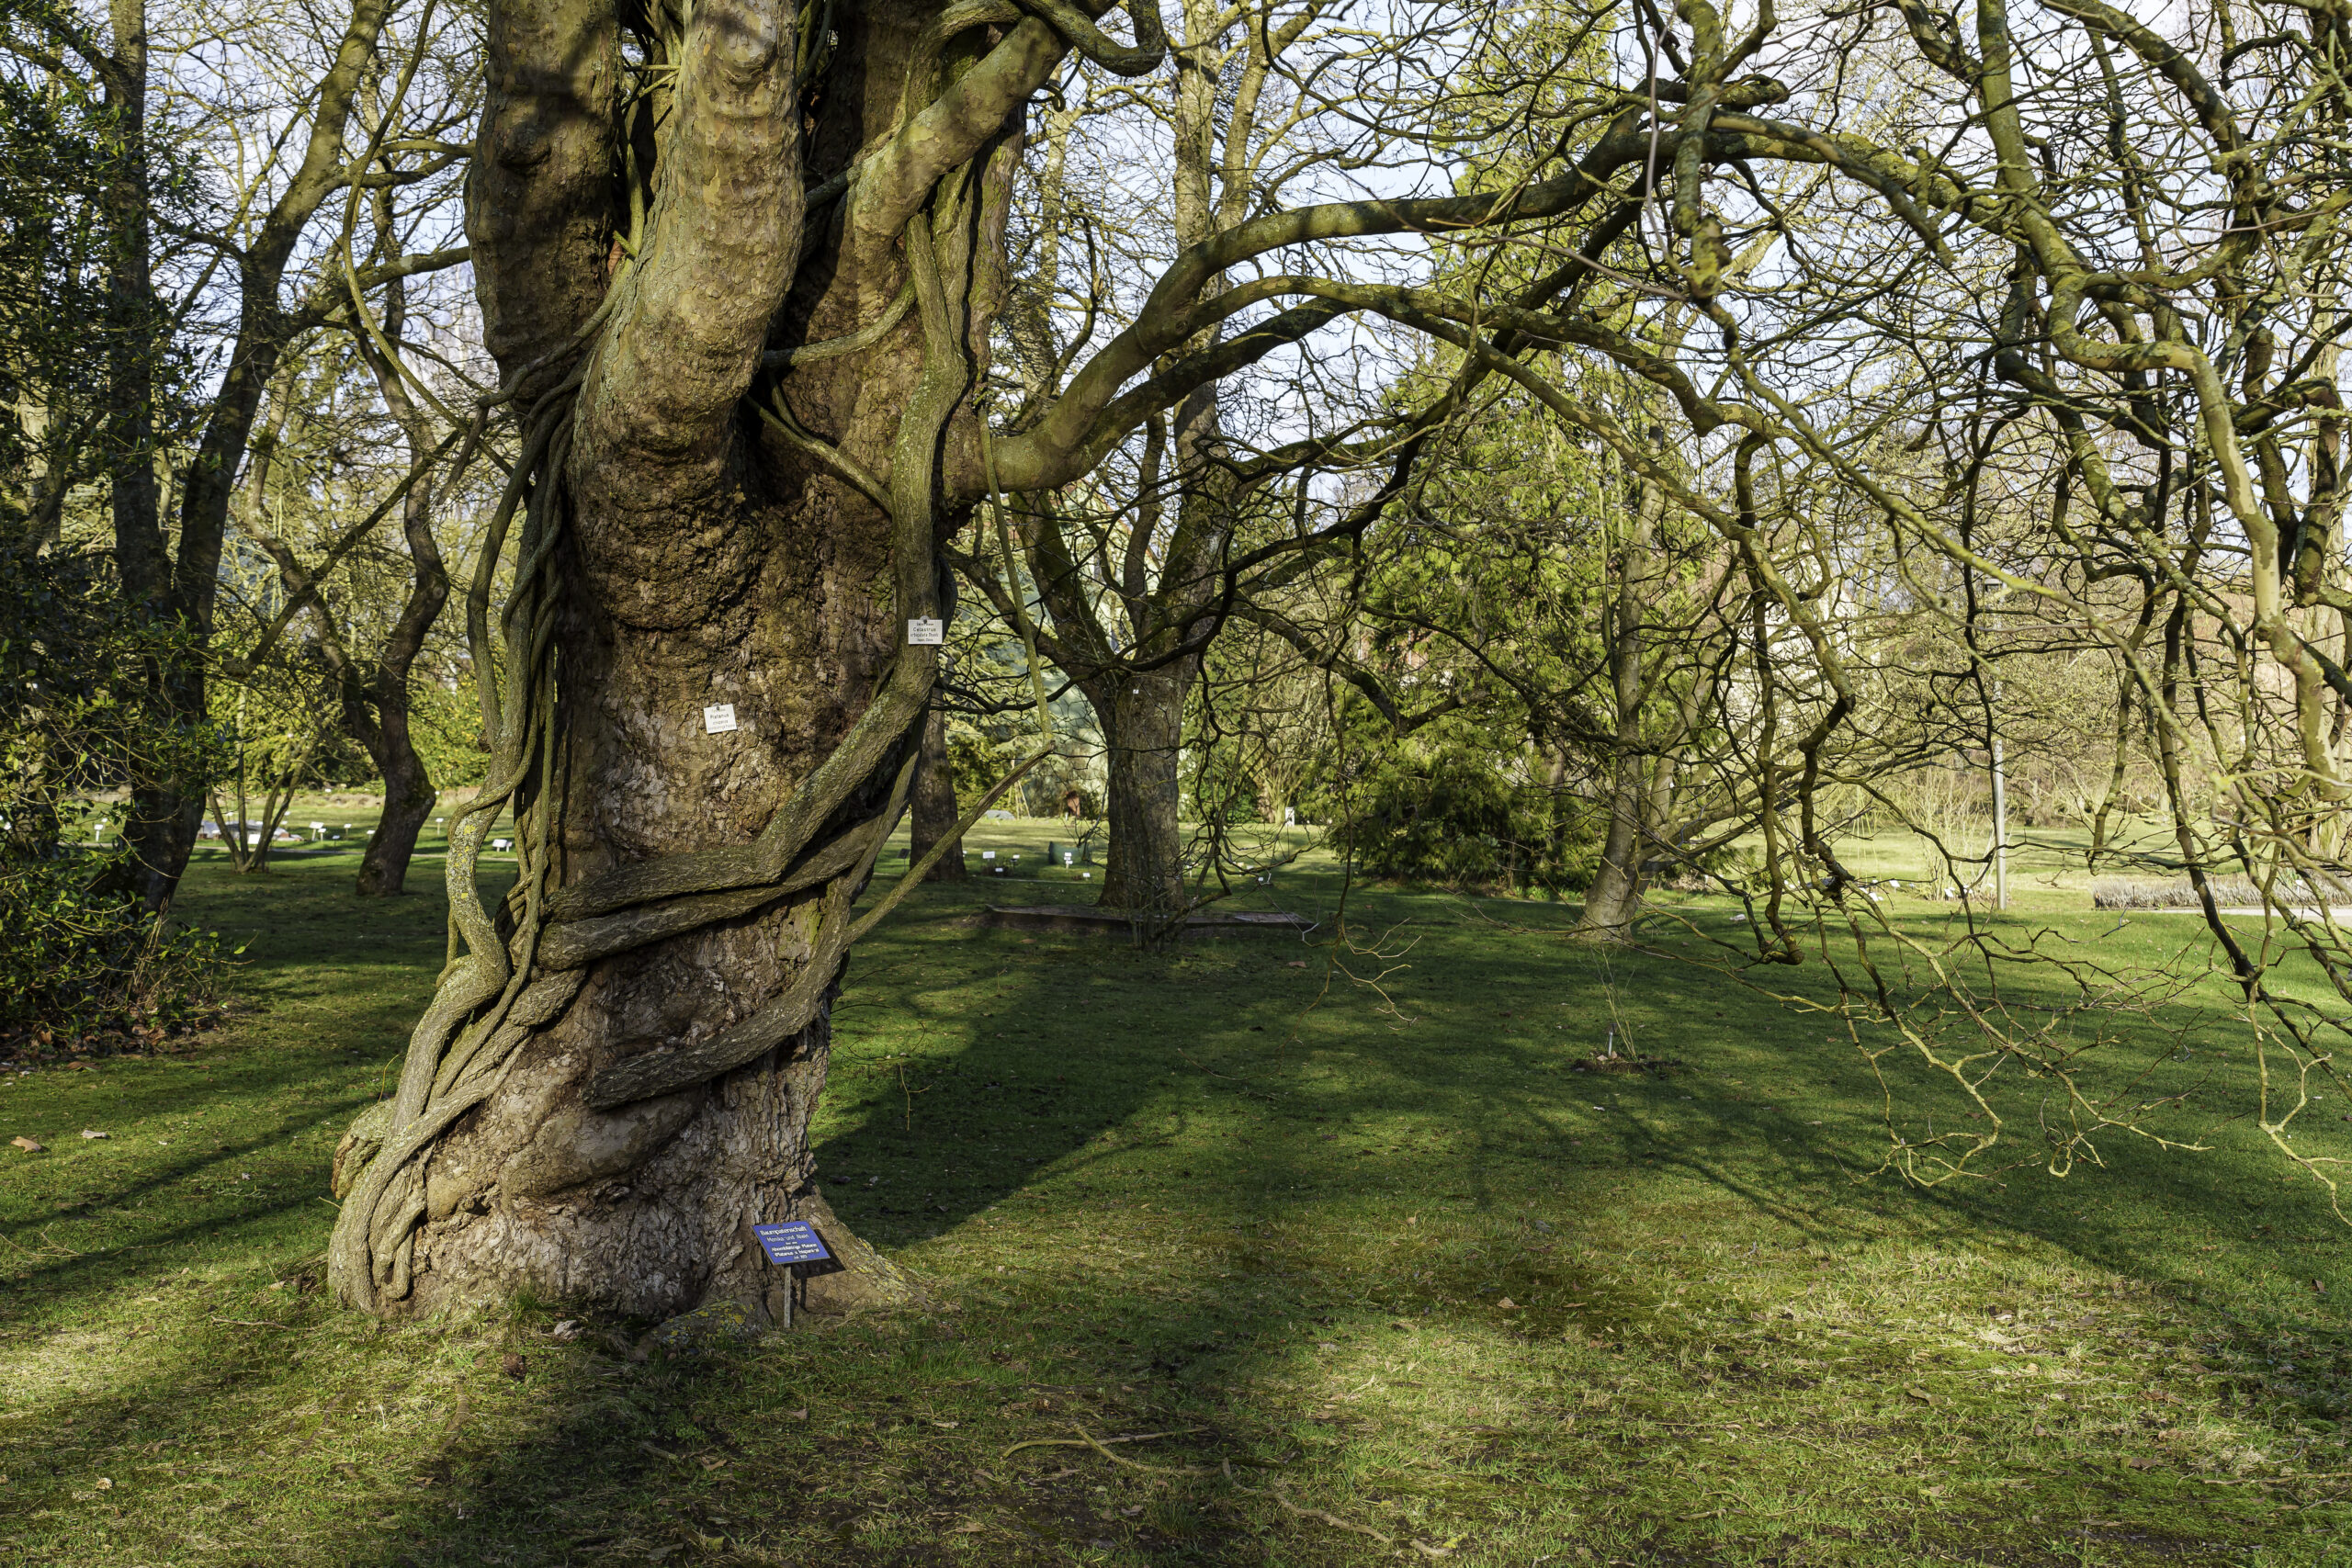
[
  {"left": 752, "top": 1221, "right": 831, "bottom": 1267},
  {"left": 703, "top": 703, "right": 738, "bottom": 735},
  {"left": 906, "top": 617, "right": 944, "bottom": 645}
]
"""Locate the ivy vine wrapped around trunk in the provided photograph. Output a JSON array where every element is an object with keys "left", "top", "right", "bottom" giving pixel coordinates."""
[{"left": 324, "top": 0, "right": 1050, "bottom": 1317}]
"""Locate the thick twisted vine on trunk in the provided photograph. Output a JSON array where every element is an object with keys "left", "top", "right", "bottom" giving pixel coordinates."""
[{"left": 322, "top": 0, "right": 1053, "bottom": 1319}]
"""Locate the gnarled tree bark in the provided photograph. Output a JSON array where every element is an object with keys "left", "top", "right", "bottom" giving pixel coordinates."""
[{"left": 327, "top": 0, "right": 1053, "bottom": 1319}]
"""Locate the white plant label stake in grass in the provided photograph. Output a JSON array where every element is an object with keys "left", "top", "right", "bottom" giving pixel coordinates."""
[
  {"left": 703, "top": 703, "right": 738, "bottom": 735},
  {"left": 906, "top": 617, "right": 944, "bottom": 645}
]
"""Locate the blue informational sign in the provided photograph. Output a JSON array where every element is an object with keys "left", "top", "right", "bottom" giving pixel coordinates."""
[{"left": 753, "top": 1221, "right": 833, "bottom": 1267}]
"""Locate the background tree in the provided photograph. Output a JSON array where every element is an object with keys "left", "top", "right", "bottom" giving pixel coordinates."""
[
  {"left": 957, "top": 0, "right": 1484, "bottom": 919},
  {"left": 236, "top": 139, "right": 485, "bottom": 897},
  {"left": 5, "top": 0, "right": 472, "bottom": 910},
  {"left": 1386, "top": 0, "right": 2352, "bottom": 1186}
]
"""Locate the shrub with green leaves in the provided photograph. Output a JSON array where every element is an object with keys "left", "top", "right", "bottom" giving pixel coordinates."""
[
  {"left": 1319, "top": 708, "right": 1601, "bottom": 894},
  {"left": 0, "top": 544, "right": 234, "bottom": 1048},
  {"left": 0, "top": 847, "right": 233, "bottom": 1045}
]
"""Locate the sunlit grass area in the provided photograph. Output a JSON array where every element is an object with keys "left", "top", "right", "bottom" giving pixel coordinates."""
[{"left": 2, "top": 834, "right": 2348, "bottom": 1564}]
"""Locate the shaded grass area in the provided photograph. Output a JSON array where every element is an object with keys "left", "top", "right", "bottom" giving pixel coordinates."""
[{"left": 0, "top": 839, "right": 2347, "bottom": 1565}]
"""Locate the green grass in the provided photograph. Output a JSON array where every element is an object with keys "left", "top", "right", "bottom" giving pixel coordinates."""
[{"left": 2, "top": 832, "right": 2349, "bottom": 1565}]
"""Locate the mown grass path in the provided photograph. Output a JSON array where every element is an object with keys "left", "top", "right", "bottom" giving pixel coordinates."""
[{"left": 1, "top": 837, "right": 2346, "bottom": 1565}]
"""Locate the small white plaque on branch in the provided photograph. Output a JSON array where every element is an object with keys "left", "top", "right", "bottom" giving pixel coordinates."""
[
  {"left": 906, "top": 616, "right": 945, "bottom": 646},
  {"left": 703, "top": 703, "right": 739, "bottom": 735}
]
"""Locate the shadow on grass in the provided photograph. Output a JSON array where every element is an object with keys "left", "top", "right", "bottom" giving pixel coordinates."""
[{"left": 4, "top": 859, "right": 2344, "bottom": 1565}]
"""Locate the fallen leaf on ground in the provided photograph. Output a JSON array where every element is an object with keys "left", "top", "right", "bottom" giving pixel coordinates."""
[
  {"left": 10, "top": 1137, "right": 41, "bottom": 1153},
  {"left": 501, "top": 1352, "right": 526, "bottom": 1380},
  {"left": 1497, "top": 1297, "right": 1519, "bottom": 1309},
  {"left": 80, "top": 1129, "right": 108, "bottom": 1139},
  {"left": 550, "top": 1319, "right": 583, "bottom": 1341}
]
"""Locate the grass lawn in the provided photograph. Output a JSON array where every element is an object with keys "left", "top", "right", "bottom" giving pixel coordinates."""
[{"left": 1, "top": 829, "right": 2348, "bottom": 1565}]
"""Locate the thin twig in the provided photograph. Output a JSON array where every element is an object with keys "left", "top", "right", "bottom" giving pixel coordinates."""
[
  {"left": 2196, "top": 1470, "right": 2352, "bottom": 1486},
  {"left": 1268, "top": 1479, "right": 1393, "bottom": 1546},
  {"left": 1075, "top": 1425, "right": 1211, "bottom": 1474},
  {"left": 999, "top": 1427, "right": 1207, "bottom": 1461}
]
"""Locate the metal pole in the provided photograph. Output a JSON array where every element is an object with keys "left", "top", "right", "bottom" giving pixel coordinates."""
[{"left": 1990, "top": 686, "right": 2008, "bottom": 913}]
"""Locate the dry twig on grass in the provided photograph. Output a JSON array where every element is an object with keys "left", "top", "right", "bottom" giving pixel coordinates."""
[
  {"left": 998, "top": 1427, "right": 1207, "bottom": 1465},
  {"left": 1270, "top": 1480, "right": 1394, "bottom": 1545}
]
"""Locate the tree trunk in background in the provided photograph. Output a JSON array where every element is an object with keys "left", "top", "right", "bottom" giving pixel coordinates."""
[
  {"left": 348, "top": 266, "right": 451, "bottom": 898},
  {"left": 909, "top": 706, "right": 967, "bottom": 881},
  {"left": 1577, "top": 753, "right": 1647, "bottom": 932},
  {"left": 1574, "top": 447, "right": 1658, "bottom": 939},
  {"left": 356, "top": 714, "right": 437, "bottom": 895},
  {"left": 244, "top": 268, "right": 450, "bottom": 901},
  {"left": 100, "top": 0, "right": 186, "bottom": 911},
  {"left": 1091, "top": 660, "right": 1193, "bottom": 917},
  {"left": 984, "top": 0, "right": 1237, "bottom": 925}
]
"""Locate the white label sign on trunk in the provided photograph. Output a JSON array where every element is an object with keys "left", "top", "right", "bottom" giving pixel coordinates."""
[
  {"left": 703, "top": 703, "right": 738, "bottom": 735},
  {"left": 906, "top": 617, "right": 944, "bottom": 646}
]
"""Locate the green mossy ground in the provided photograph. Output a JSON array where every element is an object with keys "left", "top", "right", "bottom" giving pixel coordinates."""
[{"left": 1, "top": 815, "right": 2347, "bottom": 1564}]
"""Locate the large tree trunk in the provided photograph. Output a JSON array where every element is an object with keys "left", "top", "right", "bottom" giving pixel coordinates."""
[
  {"left": 908, "top": 707, "right": 967, "bottom": 882},
  {"left": 1090, "top": 660, "right": 1193, "bottom": 916},
  {"left": 328, "top": 0, "right": 1049, "bottom": 1321}
]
